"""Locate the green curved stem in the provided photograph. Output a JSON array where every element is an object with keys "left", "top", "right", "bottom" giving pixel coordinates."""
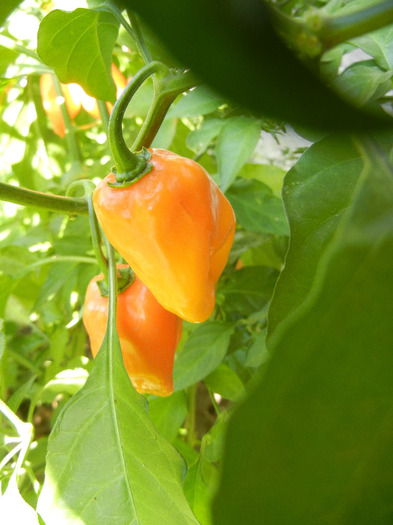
[
  {"left": 320, "top": 0, "right": 393, "bottom": 50},
  {"left": 105, "top": 237, "right": 118, "bottom": 339},
  {"left": 132, "top": 70, "right": 198, "bottom": 150},
  {"left": 108, "top": 60, "right": 169, "bottom": 180},
  {"left": 126, "top": 9, "right": 152, "bottom": 64},
  {"left": 87, "top": 194, "right": 108, "bottom": 282},
  {"left": 0, "top": 182, "right": 88, "bottom": 215},
  {"left": 267, "top": 0, "right": 393, "bottom": 58}
]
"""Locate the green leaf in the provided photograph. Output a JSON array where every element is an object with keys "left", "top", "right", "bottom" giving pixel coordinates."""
[
  {"left": 168, "top": 86, "right": 226, "bottom": 118},
  {"left": 239, "top": 163, "right": 286, "bottom": 197},
  {"left": 148, "top": 391, "right": 188, "bottom": 442},
  {"left": 332, "top": 60, "right": 392, "bottom": 107},
  {"left": 0, "top": 0, "right": 22, "bottom": 27},
  {"left": 352, "top": 26, "right": 393, "bottom": 71},
  {"left": 216, "top": 117, "right": 261, "bottom": 191},
  {"left": 173, "top": 322, "right": 233, "bottom": 391},
  {"left": 37, "top": 312, "right": 199, "bottom": 524},
  {"left": 218, "top": 266, "right": 278, "bottom": 316},
  {"left": 245, "top": 330, "right": 269, "bottom": 369},
  {"left": 268, "top": 135, "right": 362, "bottom": 336},
  {"left": 213, "top": 133, "right": 393, "bottom": 524},
  {"left": 227, "top": 179, "right": 289, "bottom": 236},
  {"left": 204, "top": 363, "right": 245, "bottom": 401},
  {"left": 186, "top": 119, "right": 225, "bottom": 153},
  {"left": 37, "top": 8, "right": 119, "bottom": 102},
  {"left": 0, "top": 318, "right": 4, "bottom": 367},
  {"left": 125, "top": 0, "right": 391, "bottom": 130}
]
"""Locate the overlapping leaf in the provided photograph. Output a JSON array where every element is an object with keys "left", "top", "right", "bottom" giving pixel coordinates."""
[{"left": 213, "top": 133, "right": 393, "bottom": 523}]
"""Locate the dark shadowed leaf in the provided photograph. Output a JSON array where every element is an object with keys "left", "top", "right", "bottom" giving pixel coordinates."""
[
  {"left": 213, "top": 133, "right": 393, "bottom": 524},
  {"left": 124, "top": 0, "right": 391, "bottom": 130}
]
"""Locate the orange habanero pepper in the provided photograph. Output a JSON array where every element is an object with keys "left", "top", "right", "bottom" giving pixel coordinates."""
[
  {"left": 93, "top": 148, "right": 236, "bottom": 323},
  {"left": 83, "top": 266, "right": 182, "bottom": 396}
]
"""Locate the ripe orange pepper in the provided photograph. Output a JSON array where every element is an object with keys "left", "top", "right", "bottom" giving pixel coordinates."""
[
  {"left": 93, "top": 149, "right": 236, "bottom": 323},
  {"left": 83, "top": 265, "right": 182, "bottom": 396}
]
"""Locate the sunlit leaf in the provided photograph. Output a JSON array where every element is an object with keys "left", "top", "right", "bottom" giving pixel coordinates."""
[
  {"left": 37, "top": 312, "right": 199, "bottom": 524},
  {"left": 37, "top": 8, "right": 119, "bottom": 102}
]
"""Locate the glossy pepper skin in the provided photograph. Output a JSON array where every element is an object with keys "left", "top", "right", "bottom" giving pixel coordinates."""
[
  {"left": 93, "top": 149, "right": 236, "bottom": 323},
  {"left": 83, "top": 266, "right": 182, "bottom": 396}
]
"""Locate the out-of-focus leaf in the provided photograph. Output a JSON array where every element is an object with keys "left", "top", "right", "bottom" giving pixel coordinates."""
[
  {"left": 332, "top": 60, "right": 392, "bottom": 107},
  {"left": 0, "top": 318, "right": 4, "bottom": 367},
  {"left": 173, "top": 322, "right": 233, "bottom": 391},
  {"left": 218, "top": 266, "right": 278, "bottom": 316},
  {"left": 168, "top": 86, "right": 226, "bottom": 118},
  {"left": 37, "top": 8, "right": 119, "bottom": 102},
  {"left": 216, "top": 117, "right": 260, "bottom": 191},
  {"left": 0, "top": 0, "right": 22, "bottom": 27},
  {"left": 352, "top": 26, "right": 393, "bottom": 71},
  {"left": 148, "top": 390, "right": 188, "bottom": 442},
  {"left": 204, "top": 363, "right": 245, "bottom": 401},
  {"left": 213, "top": 133, "right": 393, "bottom": 524},
  {"left": 227, "top": 179, "right": 289, "bottom": 236},
  {"left": 125, "top": 0, "right": 391, "bottom": 130},
  {"left": 186, "top": 119, "right": 225, "bottom": 153}
]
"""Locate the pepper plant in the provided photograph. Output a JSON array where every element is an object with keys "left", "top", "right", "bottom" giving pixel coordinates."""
[{"left": 1, "top": 0, "right": 393, "bottom": 524}]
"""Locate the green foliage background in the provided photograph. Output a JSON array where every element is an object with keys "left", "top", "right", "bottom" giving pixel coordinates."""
[{"left": 0, "top": 0, "right": 393, "bottom": 524}]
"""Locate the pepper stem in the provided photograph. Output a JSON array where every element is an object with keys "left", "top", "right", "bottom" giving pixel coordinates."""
[{"left": 108, "top": 60, "right": 169, "bottom": 187}]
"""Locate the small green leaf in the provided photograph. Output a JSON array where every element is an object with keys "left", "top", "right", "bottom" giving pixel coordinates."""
[
  {"left": 352, "top": 26, "right": 393, "bottom": 71},
  {"left": 204, "top": 363, "right": 245, "bottom": 401},
  {"left": 186, "top": 119, "right": 225, "bottom": 153},
  {"left": 332, "top": 60, "right": 392, "bottom": 107},
  {"left": 148, "top": 391, "right": 188, "bottom": 442},
  {"left": 218, "top": 266, "right": 278, "bottom": 316},
  {"left": 169, "top": 86, "right": 226, "bottom": 118},
  {"left": 245, "top": 330, "right": 269, "bottom": 368},
  {"left": 227, "top": 179, "right": 289, "bottom": 236},
  {"left": 37, "top": 8, "right": 119, "bottom": 102},
  {"left": 216, "top": 116, "right": 261, "bottom": 191},
  {"left": 240, "top": 163, "right": 286, "bottom": 197},
  {"left": 173, "top": 322, "right": 233, "bottom": 391}
]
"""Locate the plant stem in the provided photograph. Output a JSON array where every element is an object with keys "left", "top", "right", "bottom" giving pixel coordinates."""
[
  {"left": 320, "top": 0, "right": 393, "bottom": 50},
  {"left": 87, "top": 194, "right": 108, "bottom": 282},
  {"left": 98, "top": 100, "right": 110, "bottom": 135},
  {"left": 0, "top": 182, "right": 88, "bottom": 215},
  {"left": 126, "top": 9, "right": 152, "bottom": 64},
  {"left": 108, "top": 61, "right": 168, "bottom": 178},
  {"left": 267, "top": 0, "right": 393, "bottom": 58},
  {"left": 186, "top": 383, "right": 198, "bottom": 448},
  {"left": 132, "top": 70, "right": 197, "bottom": 150}
]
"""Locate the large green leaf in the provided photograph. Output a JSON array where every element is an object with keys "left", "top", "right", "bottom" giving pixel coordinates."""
[
  {"left": 37, "top": 307, "right": 199, "bottom": 524},
  {"left": 37, "top": 8, "right": 119, "bottom": 102},
  {"left": 212, "top": 133, "right": 393, "bottom": 524},
  {"left": 124, "top": 0, "right": 390, "bottom": 130}
]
